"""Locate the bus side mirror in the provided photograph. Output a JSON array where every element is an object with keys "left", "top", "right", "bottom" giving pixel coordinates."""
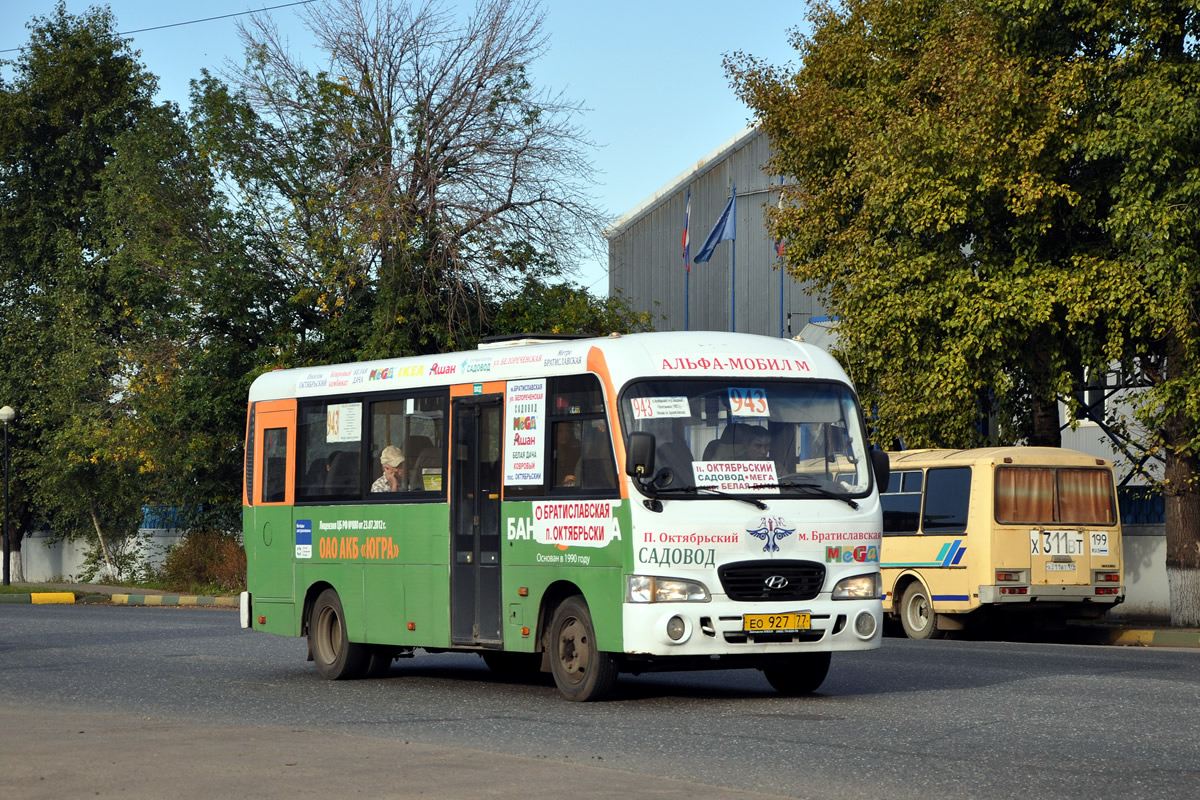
[
  {"left": 625, "top": 432, "right": 656, "bottom": 479},
  {"left": 871, "top": 449, "right": 890, "bottom": 491}
]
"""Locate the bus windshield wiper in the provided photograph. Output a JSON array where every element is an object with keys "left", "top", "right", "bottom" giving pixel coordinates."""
[
  {"left": 750, "top": 481, "right": 859, "bottom": 510},
  {"left": 651, "top": 484, "right": 767, "bottom": 510}
]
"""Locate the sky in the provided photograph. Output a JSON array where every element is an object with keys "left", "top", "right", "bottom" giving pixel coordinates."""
[{"left": 1, "top": 0, "right": 809, "bottom": 293}]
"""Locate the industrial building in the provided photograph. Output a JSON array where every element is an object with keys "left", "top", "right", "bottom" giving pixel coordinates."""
[{"left": 606, "top": 125, "right": 821, "bottom": 338}]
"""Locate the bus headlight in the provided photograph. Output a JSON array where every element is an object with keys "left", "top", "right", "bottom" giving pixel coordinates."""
[
  {"left": 832, "top": 573, "right": 881, "bottom": 600},
  {"left": 626, "top": 575, "right": 711, "bottom": 603}
]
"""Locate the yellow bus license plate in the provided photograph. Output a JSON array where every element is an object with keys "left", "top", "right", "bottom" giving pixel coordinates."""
[{"left": 743, "top": 613, "right": 811, "bottom": 632}]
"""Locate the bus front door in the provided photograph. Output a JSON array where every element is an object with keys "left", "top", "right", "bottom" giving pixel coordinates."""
[{"left": 450, "top": 395, "right": 503, "bottom": 646}]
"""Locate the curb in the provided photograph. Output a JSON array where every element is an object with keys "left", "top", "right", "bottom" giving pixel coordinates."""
[
  {"left": 1101, "top": 628, "right": 1200, "bottom": 648},
  {"left": 1068, "top": 624, "right": 1200, "bottom": 648},
  {"left": 110, "top": 593, "right": 238, "bottom": 608},
  {"left": 0, "top": 592, "right": 76, "bottom": 605}
]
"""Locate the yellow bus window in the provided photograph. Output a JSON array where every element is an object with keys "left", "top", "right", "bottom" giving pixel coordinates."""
[
  {"left": 1058, "top": 469, "right": 1115, "bottom": 525},
  {"left": 996, "top": 467, "right": 1054, "bottom": 523}
]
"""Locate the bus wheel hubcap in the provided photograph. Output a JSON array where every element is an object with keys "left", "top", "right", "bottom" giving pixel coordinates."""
[{"left": 558, "top": 618, "right": 588, "bottom": 678}]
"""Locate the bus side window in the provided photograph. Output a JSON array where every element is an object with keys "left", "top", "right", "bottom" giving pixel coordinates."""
[
  {"left": 262, "top": 427, "right": 288, "bottom": 503},
  {"left": 553, "top": 421, "right": 582, "bottom": 487},
  {"left": 882, "top": 469, "right": 921, "bottom": 534},
  {"left": 922, "top": 467, "right": 971, "bottom": 532},
  {"left": 547, "top": 374, "right": 615, "bottom": 495},
  {"left": 368, "top": 394, "right": 447, "bottom": 495},
  {"left": 578, "top": 419, "right": 616, "bottom": 489}
]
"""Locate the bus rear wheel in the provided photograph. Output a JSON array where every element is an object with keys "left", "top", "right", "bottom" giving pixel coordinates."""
[
  {"left": 762, "top": 652, "right": 832, "bottom": 696},
  {"left": 309, "top": 588, "right": 369, "bottom": 679},
  {"left": 900, "top": 582, "right": 944, "bottom": 640},
  {"left": 548, "top": 596, "right": 617, "bottom": 701}
]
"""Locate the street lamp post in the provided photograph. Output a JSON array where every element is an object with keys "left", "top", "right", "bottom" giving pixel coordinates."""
[{"left": 1, "top": 405, "right": 14, "bottom": 586}]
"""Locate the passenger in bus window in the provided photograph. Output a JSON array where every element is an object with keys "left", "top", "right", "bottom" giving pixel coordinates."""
[
  {"left": 554, "top": 422, "right": 582, "bottom": 487},
  {"left": 371, "top": 445, "right": 405, "bottom": 492}
]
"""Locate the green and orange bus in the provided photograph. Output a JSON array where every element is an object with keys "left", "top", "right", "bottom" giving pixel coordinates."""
[{"left": 241, "top": 331, "right": 888, "bottom": 700}]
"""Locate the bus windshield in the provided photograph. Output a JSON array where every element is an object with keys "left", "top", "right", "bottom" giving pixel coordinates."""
[{"left": 620, "top": 378, "right": 872, "bottom": 498}]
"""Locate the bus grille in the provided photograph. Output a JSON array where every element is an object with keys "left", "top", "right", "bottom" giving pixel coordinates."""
[{"left": 718, "top": 560, "right": 825, "bottom": 602}]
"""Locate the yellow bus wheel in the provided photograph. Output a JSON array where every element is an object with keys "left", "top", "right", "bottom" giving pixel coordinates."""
[{"left": 900, "top": 582, "right": 944, "bottom": 640}]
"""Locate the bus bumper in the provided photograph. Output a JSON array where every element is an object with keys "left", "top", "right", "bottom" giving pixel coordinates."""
[
  {"left": 620, "top": 597, "right": 882, "bottom": 657},
  {"left": 978, "top": 584, "right": 1126, "bottom": 604}
]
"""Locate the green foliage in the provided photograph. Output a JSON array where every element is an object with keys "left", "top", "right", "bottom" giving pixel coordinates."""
[
  {"left": 1, "top": 2, "right": 161, "bottom": 550},
  {"left": 491, "top": 276, "right": 657, "bottom": 338},
  {"left": 1, "top": 3, "right": 286, "bottom": 553},
  {"left": 160, "top": 531, "right": 247, "bottom": 594}
]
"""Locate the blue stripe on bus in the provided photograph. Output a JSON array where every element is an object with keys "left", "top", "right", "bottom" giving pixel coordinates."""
[
  {"left": 932, "top": 595, "right": 970, "bottom": 601},
  {"left": 940, "top": 539, "right": 964, "bottom": 567}
]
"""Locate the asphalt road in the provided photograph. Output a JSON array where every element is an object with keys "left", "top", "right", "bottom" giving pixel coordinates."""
[{"left": 2, "top": 604, "right": 1197, "bottom": 800}]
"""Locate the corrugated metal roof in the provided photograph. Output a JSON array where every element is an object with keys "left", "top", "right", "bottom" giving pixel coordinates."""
[
  {"left": 604, "top": 124, "right": 759, "bottom": 238},
  {"left": 797, "top": 319, "right": 839, "bottom": 351}
]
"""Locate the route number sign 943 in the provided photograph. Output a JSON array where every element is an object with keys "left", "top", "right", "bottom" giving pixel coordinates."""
[{"left": 729, "top": 387, "right": 769, "bottom": 418}]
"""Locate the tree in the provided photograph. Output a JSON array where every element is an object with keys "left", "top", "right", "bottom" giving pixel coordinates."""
[
  {"left": 0, "top": 2, "right": 160, "bottom": 575},
  {"left": 1, "top": 3, "right": 282, "bottom": 576},
  {"left": 192, "top": 0, "right": 608, "bottom": 362},
  {"left": 727, "top": 0, "right": 1200, "bottom": 624}
]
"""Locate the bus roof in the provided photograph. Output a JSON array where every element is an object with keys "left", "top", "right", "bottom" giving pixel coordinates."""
[
  {"left": 887, "top": 447, "right": 1111, "bottom": 469},
  {"left": 247, "top": 331, "right": 852, "bottom": 403}
]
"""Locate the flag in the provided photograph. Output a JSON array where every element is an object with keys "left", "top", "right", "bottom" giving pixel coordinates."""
[
  {"left": 774, "top": 180, "right": 786, "bottom": 257},
  {"left": 682, "top": 187, "right": 691, "bottom": 273},
  {"left": 692, "top": 184, "right": 736, "bottom": 264}
]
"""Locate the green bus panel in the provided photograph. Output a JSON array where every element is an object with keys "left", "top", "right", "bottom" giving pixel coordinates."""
[
  {"left": 245, "top": 504, "right": 296, "bottom": 601},
  {"left": 246, "top": 498, "right": 634, "bottom": 653},
  {"left": 495, "top": 500, "right": 633, "bottom": 653},
  {"left": 253, "top": 600, "right": 297, "bottom": 636}
]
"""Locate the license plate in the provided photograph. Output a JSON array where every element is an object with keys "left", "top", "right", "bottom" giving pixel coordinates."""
[
  {"left": 743, "top": 613, "right": 811, "bottom": 632},
  {"left": 1032, "top": 530, "right": 1085, "bottom": 556},
  {"left": 1046, "top": 562, "right": 1076, "bottom": 572}
]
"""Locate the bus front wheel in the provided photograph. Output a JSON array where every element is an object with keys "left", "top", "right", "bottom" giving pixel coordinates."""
[
  {"left": 309, "top": 588, "right": 369, "bottom": 679},
  {"left": 762, "top": 652, "right": 832, "bottom": 696},
  {"left": 548, "top": 596, "right": 618, "bottom": 701},
  {"left": 900, "top": 582, "right": 944, "bottom": 640}
]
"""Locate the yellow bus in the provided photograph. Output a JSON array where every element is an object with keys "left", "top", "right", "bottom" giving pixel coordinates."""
[{"left": 879, "top": 447, "right": 1125, "bottom": 638}]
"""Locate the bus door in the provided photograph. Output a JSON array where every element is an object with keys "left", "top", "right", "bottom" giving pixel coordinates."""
[
  {"left": 450, "top": 395, "right": 503, "bottom": 646},
  {"left": 247, "top": 402, "right": 296, "bottom": 601}
]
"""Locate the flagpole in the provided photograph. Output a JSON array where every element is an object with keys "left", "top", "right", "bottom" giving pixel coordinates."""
[
  {"left": 683, "top": 186, "right": 691, "bottom": 331},
  {"left": 730, "top": 182, "right": 736, "bottom": 332},
  {"left": 778, "top": 177, "right": 784, "bottom": 339}
]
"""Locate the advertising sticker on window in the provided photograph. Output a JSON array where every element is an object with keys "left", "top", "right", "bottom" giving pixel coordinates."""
[
  {"left": 504, "top": 379, "right": 546, "bottom": 485},
  {"left": 326, "top": 402, "right": 362, "bottom": 443}
]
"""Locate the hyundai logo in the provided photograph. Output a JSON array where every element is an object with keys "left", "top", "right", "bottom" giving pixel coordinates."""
[{"left": 764, "top": 575, "right": 789, "bottom": 590}]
